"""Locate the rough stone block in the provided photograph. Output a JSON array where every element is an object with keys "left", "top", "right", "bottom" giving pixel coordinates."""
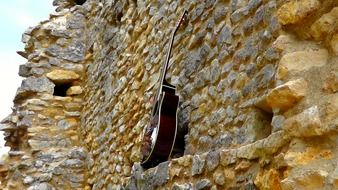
[
  {"left": 195, "top": 179, "right": 212, "bottom": 190},
  {"left": 277, "top": 49, "right": 328, "bottom": 79},
  {"left": 323, "top": 72, "right": 338, "bottom": 93},
  {"left": 265, "top": 78, "right": 308, "bottom": 111},
  {"left": 277, "top": 0, "right": 320, "bottom": 25},
  {"left": 283, "top": 106, "right": 323, "bottom": 137},
  {"left": 191, "top": 155, "right": 205, "bottom": 176},
  {"left": 66, "top": 86, "right": 83, "bottom": 95},
  {"left": 331, "top": 34, "right": 338, "bottom": 55},
  {"left": 310, "top": 7, "right": 338, "bottom": 40},
  {"left": 254, "top": 169, "right": 282, "bottom": 190},
  {"left": 46, "top": 69, "right": 80, "bottom": 84}
]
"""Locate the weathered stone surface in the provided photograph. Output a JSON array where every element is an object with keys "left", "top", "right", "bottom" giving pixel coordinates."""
[
  {"left": 283, "top": 106, "right": 323, "bottom": 137},
  {"left": 191, "top": 155, "right": 205, "bottom": 176},
  {"left": 66, "top": 85, "right": 83, "bottom": 95},
  {"left": 19, "top": 77, "right": 55, "bottom": 94},
  {"left": 153, "top": 161, "right": 169, "bottom": 186},
  {"left": 213, "top": 170, "right": 225, "bottom": 185},
  {"left": 46, "top": 69, "right": 80, "bottom": 84},
  {"left": 172, "top": 183, "right": 192, "bottom": 190},
  {"left": 277, "top": 49, "right": 328, "bottom": 79},
  {"left": 254, "top": 169, "right": 282, "bottom": 190},
  {"left": 281, "top": 169, "right": 328, "bottom": 190},
  {"left": 205, "top": 150, "right": 219, "bottom": 171},
  {"left": 277, "top": 0, "right": 320, "bottom": 25},
  {"left": 28, "top": 183, "right": 55, "bottom": 190},
  {"left": 220, "top": 149, "right": 236, "bottom": 166},
  {"left": 310, "top": 7, "right": 338, "bottom": 40},
  {"left": 261, "top": 78, "right": 308, "bottom": 112},
  {"left": 195, "top": 179, "right": 212, "bottom": 190},
  {"left": 331, "top": 34, "right": 338, "bottom": 55},
  {"left": 2, "top": 0, "right": 338, "bottom": 189},
  {"left": 323, "top": 72, "right": 338, "bottom": 93},
  {"left": 57, "top": 118, "right": 78, "bottom": 130}
]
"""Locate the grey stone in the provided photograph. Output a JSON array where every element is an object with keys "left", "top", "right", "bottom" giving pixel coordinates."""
[
  {"left": 209, "top": 60, "right": 221, "bottom": 83},
  {"left": 214, "top": 133, "right": 233, "bottom": 148},
  {"left": 264, "top": 48, "right": 279, "bottom": 61},
  {"left": 258, "top": 64, "right": 275, "bottom": 88},
  {"left": 28, "top": 183, "right": 55, "bottom": 190},
  {"left": 17, "top": 115, "right": 32, "bottom": 128},
  {"left": 218, "top": 25, "right": 232, "bottom": 46},
  {"left": 198, "top": 136, "right": 213, "bottom": 153},
  {"left": 243, "top": 18, "right": 254, "bottom": 33},
  {"left": 153, "top": 161, "right": 169, "bottom": 186},
  {"left": 208, "top": 108, "right": 226, "bottom": 125},
  {"left": 184, "top": 51, "right": 202, "bottom": 77},
  {"left": 23, "top": 176, "right": 35, "bottom": 185},
  {"left": 38, "top": 173, "right": 53, "bottom": 182},
  {"left": 231, "top": 7, "right": 248, "bottom": 23},
  {"left": 19, "top": 64, "right": 31, "bottom": 77},
  {"left": 68, "top": 147, "right": 87, "bottom": 160},
  {"left": 66, "top": 173, "right": 84, "bottom": 183},
  {"left": 172, "top": 183, "right": 192, "bottom": 190},
  {"left": 20, "top": 77, "right": 55, "bottom": 94},
  {"left": 214, "top": 6, "right": 229, "bottom": 23},
  {"left": 61, "top": 159, "right": 84, "bottom": 168},
  {"left": 205, "top": 0, "right": 216, "bottom": 8},
  {"left": 247, "top": 0, "right": 263, "bottom": 13},
  {"left": 271, "top": 115, "right": 285, "bottom": 132},
  {"left": 67, "top": 13, "right": 85, "bottom": 29},
  {"left": 227, "top": 70, "right": 238, "bottom": 85},
  {"left": 59, "top": 41, "right": 85, "bottom": 62},
  {"left": 195, "top": 179, "right": 212, "bottom": 190},
  {"left": 191, "top": 3, "right": 205, "bottom": 22},
  {"left": 45, "top": 44, "right": 62, "bottom": 57},
  {"left": 57, "top": 119, "right": 73, "bottom": 130},
  {"left": 192, "top": 155, "right": 205, "bottom": 176},
  {"left": 206, "top": 150, "right": 220, "bottom": 171},
  {"left": 253, "top": 5, "right": 265, "bottom": 25}
]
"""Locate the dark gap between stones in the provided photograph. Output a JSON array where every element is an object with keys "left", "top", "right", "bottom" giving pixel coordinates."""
[{"left": 53, "top": 83, "right": 72, "bottom": 97}]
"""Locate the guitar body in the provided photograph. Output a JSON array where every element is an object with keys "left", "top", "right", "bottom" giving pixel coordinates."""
[
  {"left": 140, "top": 11, "right": 187, "bottom": 168},
  {"left": 141, "top": 85, "right": 179, "bottom": 168}
]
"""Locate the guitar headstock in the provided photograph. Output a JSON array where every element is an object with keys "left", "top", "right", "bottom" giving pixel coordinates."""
[{"left": 174, "top": 10, "right": 188, "bottom": 33}]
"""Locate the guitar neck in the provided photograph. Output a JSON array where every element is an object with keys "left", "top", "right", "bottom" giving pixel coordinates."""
[{"left": 155, "top": 10, "right": 187, "bottom": 101}]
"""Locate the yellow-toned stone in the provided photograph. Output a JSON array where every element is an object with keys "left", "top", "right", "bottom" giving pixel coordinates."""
[
  {"left": 277, "top": 0, "right": 320, "bottom": 25},
  {"left": 281, "top": 170, "right": 328, "bottom": 190},
  {"left": 46, "top": 69, "right": 80, "bottom": 84},
  {"left": 323, "top": 72, "right": 338, "bottom": 93},
  {"left": 254, "top": 169, "right": 282, "bottom": 190},
  {"left": 284, "top": 147, "right": 332, "bottom": 167},
  {"left": 213, "top": 170, "right": 225, "bottom": 185},
  {"left": 310, "top": 7, "right": 338, "bottom": 40},
  {"left": 234, "top": 160, "right": 251, "bottom": 171},
  {"left": 283, "top": 106, "right": 324, "bottom": 137},
  {"left": 277, "top": 49, "right": 328, "bottom": 79},
  {"left": 331, "top": 34, "right": 338, "bottom": 55},
  {"left": 266, "top": 78, "right": 307, "bottom": 111},
  {"left": 66, "top": 86, "right": 83, "bottom": 96},
  {"left": 224, "top": 168, "right": 235, "bottom": 183}
]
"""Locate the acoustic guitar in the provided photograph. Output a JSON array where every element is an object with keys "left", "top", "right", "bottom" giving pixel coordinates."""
[{"left": 141, "top": 11, "right": 187, "bottom": 168}]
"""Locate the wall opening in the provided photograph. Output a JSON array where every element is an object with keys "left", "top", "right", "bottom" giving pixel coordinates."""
[
  {"left": 53, "top": 83, "right": 72, "bottom": 97},
  {"left": 74, "top": 0, "right": 86, "bottom": 5}
]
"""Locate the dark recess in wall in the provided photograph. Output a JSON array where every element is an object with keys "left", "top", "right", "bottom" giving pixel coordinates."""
[
  {"left": 74, "top": 0, "right": 86, "bottom": 5},
  {"left": 53, "top": 83, "right": 72, "bottom": 97}
]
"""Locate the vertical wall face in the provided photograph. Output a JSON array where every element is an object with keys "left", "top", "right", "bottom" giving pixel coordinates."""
[
  {"left": 1, "top": 0, "right": 338, "bottom": 189},
  {"left": 0, "top": 2, "right": 91, "bottom": 189}
]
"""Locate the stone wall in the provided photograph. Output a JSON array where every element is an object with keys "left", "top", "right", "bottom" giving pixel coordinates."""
[{"left": 1, "top": 0, "right": 338, "bottom": 189}]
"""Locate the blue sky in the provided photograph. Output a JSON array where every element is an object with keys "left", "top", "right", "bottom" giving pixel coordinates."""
[{"left": 0, "top": 0, "right": 54, "bottom": 156}]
